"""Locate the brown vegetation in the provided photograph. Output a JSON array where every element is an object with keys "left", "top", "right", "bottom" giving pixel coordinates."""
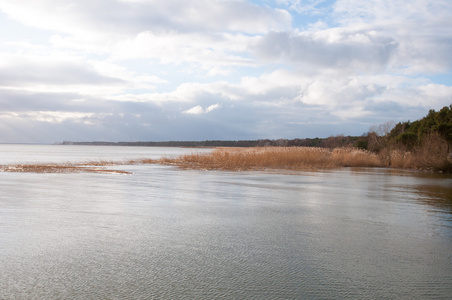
[
  {"left": 408, "top": 133, "right": 452, "bottom": 172},
  {"left": 369, "top": 131, "right": 452, "bottom": 173},
  {"left": 158, "top": 147, "right": 383, "bottom": 171},
  {"left": 0, "top": 161, "right": 132, "bottom": 174}
]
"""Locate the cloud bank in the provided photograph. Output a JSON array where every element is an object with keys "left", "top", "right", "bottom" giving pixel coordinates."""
[{"left": 0, "top": 0, "right": 451, "bottom": 143}]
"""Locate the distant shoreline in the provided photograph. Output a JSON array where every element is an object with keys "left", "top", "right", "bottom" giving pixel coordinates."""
[{"left": 57, "top": 138, "right": 332, "bottom": 148}]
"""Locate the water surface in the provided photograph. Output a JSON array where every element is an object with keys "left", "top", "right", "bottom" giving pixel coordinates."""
[{"left": 1, "top": 145, "right": 451, "bottom": 299}]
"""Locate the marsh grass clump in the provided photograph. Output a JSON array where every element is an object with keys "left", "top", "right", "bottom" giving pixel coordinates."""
[
  {"left": 388, "top": 150, "right": 413, "bottom": 169},
  {"left": 331, "top": 148, "right": 381, "bottom": 168},
  {"left": 160, "top": 147, "right": 384, "bottom": 171},
  {"left": 77, "top": 159, "right": 119, "bottom": 167}
]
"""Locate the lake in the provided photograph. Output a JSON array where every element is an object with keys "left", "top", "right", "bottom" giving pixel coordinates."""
[{"left": 1, "top": 144, "right": 451, "bottom": 299}]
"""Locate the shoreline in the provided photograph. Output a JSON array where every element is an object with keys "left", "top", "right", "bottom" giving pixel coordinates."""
[{"left": 1, "top": 147, "right": 450, "bottom": 174}]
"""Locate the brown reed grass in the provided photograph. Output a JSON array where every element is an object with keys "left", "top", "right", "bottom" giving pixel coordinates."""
[
  {"left": 331, "top": 148, "right": 382, "bottom": 168},
  {"left": 160, "top": 147, "right": 384, "bottom": 171},
  {"left": 409, "top": 133, "right": 452, "bottom": 172},
  {"left": 389, "top": 150, "right": 413, "bottom": 169}
]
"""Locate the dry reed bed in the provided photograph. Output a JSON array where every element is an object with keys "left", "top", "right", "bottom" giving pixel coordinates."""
[{"left": 160, "top": 147, "right": 383, "bottom": 171}]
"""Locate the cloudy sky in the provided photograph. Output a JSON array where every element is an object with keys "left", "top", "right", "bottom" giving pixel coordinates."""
[{"left": 0, "top": 0, "right": 451, "bottom": 143}]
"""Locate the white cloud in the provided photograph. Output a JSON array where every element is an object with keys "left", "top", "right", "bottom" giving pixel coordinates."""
[
  {"left": 206, "top": 103, "right": 221, "bottom": 113},
  {"left": 333, "top": 0, "right": 451, "bottom": 25},
  {"left": 0, "top": 0, "right": 291, "bottom": 36},
  {"left": 333, "top": 0, "right": 452, "bottom": 74},
  {"left": 0, "top": 53, "right": 122, "bottom": 87},
  {"left": 256, "top": 0, "right": 452, "bottom": 76},
  {"left": 253, "top": 28, "right": 398, "bottom": 74},
  {"left": 0, "top": 111, "right": 102, "bottom": 124},
  {"left": 109, "top": 31, "right": 257, "bottom": 71},
  {"left": 183, "top": 103, "right": 221, "bottom": 114},
  {"left": 183, "top": 106, "right": 204, "bottom": 115},
  {"left": 277, "top": 0, "right": 332, "bottom": 14}
]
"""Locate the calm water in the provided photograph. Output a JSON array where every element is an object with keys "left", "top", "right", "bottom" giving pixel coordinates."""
[{"left": 1, "top": 145, "right": 451, "bottom": 299}]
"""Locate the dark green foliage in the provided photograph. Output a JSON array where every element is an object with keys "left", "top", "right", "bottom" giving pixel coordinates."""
[
  {"left": 397, "top": 132, "right": 417, "bottom": 148},
  {"left": 389, "top": 121, "right": 411, "bottom": 139},
  {"left": 388, "top": 104, "right": 452, "bottom": 150},
  {"left": 354, "top": 139, "right": 368, "bottom": 150},
  {"left": 437, "top": 123, "right": 452, "bottom": 143}
]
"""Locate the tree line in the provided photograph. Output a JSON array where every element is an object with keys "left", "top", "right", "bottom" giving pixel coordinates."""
[{"left": 62, "top": 138, "right": 326, "bottom": 148}]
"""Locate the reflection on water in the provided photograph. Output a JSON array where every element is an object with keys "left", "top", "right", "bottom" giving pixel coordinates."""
[
  {"left": 413, "top": 184, "right": 452, "bottom": 211},
  {"left": 366, "top": 168, "right": 452, "bottom": 214},
  {"left": 0, "top": 145, "right": 452, "bottom": 299}
]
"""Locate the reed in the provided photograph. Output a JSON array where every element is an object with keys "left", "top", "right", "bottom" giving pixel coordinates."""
[
  {"left": 331, "top": 148, "right": 381, "bottom": 168},
  {"left": 410, "top": 133, "right": 452, "bottom": 172},
  {"left": 389, "top": 150, "right": 413, "bottom": 169},
  {"left": 159, "top": 147, "right": 384, "bottom": 171}
]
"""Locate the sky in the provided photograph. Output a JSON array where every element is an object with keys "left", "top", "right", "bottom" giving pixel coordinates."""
[{"left": 0, "top": 0, "right": 451, "bottom": 143}]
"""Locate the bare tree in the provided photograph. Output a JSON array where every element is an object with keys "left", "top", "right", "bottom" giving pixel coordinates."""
[{"left": 367, "top": 121, "right": 395, "bottom": 165}]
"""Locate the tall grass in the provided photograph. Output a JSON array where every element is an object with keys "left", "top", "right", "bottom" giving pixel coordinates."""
[
  {"left": 331, "top": 148, "right": 381, "bottom": 167},
  {"left": 160, "top": 147, "right": 383, "bottom": 171},
  {"left": 409, "top": 133, "right": 452, "bottom": 172},
  {"left": 388, "top": 150, "right": 413, "bottom": 169}
]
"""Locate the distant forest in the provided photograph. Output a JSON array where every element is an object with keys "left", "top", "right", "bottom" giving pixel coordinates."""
[{"left": 61, "top": 138, "right": 328, "bottom": 148}]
